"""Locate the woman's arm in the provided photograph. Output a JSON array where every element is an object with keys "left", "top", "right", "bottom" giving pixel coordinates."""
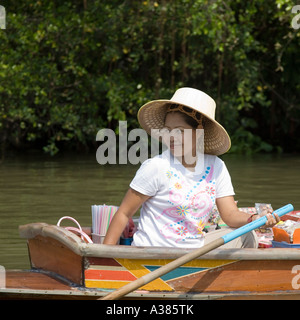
[
  {"left": 216, "top": 196, "right": 280, "bottom": 228},
  {"left": 103, "top": 188, "right": 150, "bottom": 245}
]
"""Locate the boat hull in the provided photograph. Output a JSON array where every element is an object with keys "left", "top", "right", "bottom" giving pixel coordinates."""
[{"left": 1, "top": 223, "right": 300, "bottom": 300}]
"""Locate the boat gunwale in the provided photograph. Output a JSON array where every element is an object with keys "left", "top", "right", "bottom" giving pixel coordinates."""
[{"left": 19, "top": 223, "right": 300, "bottom": 261}]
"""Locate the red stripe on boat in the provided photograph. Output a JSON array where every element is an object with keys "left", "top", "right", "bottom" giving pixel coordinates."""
[{"left": 85, "top": 269, "right": 137, "bottom": 281}]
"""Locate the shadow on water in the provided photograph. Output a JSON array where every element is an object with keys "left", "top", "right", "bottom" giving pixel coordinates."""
[{"left": 0, "top": 152, "right": 299, "bottom": 269}]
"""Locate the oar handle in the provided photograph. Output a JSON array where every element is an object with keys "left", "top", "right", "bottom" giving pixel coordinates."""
[{"left": 222, "top": 203, "right": 294, "bottom": 244}]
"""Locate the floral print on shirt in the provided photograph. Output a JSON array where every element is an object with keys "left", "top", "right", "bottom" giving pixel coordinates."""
[{"left": 160, "top": 166, "right": 216, "bottom": 243}]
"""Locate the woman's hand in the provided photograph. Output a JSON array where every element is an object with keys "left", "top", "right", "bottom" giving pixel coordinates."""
[
  {"left": 216, "top": 196, "right": 281, "bottom": 229},
  {"left": 252, "top": 207, "right": 281, "bottom": 228}
]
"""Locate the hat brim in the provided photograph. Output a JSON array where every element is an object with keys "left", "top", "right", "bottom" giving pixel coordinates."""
[{"left": 138, "top": 100, "right": 231, "bottom": 156}]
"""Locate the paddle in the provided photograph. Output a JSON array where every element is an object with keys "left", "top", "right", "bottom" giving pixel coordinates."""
[{"left": 100, "top": 204, "right": 294, "bottom": 300}]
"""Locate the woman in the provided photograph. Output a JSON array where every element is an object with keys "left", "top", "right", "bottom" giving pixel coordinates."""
[{"left": 104, "top": 87, "right": 280, "bottom": 248}]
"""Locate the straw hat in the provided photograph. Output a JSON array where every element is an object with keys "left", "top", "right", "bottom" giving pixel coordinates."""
[{"left": 137, "top": 87, "right": 231, "bottom": 155}]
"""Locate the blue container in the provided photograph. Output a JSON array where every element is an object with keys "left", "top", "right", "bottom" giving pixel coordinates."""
[
  {"left": 120, "top": 237, "right": 133, "bottom": 245},
  {"left": 272, "top": 240, "right": 300, "bottom": 248}
]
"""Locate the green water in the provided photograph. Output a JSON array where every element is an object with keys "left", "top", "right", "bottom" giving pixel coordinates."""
[{"left": 0, "top": 153, "right": 299, "bottom": 269}]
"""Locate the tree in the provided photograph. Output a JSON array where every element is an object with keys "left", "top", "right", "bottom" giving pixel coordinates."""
[{"left": 0, "top": 0, "right": 299, "bottom": 156}]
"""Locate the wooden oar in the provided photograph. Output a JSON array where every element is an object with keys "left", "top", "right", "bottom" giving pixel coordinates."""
[{"left": 100, "top": 204, "right": 293, "bottom": 300}]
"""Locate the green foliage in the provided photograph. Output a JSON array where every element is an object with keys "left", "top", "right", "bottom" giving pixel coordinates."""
[{"left": 0, "top": 0, "right": 299, "bottom": 156}]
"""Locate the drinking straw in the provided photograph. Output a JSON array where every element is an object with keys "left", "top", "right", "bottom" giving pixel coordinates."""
[{"left": 92, "top": 204, "right": 119, "bottom": 236}]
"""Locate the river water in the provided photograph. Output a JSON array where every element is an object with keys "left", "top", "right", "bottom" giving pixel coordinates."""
[{"left": 0, "top": 152, "right": 299, "bottom": 269}]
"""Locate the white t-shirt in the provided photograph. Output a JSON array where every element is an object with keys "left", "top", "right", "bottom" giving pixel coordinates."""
[{"left": 130, "top": 150, "right": 235, "bottom": 248}]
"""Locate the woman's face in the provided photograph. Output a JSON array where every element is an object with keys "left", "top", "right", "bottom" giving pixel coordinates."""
[{"left": 162, "top": 112, "right": 199, "bottom": 165}]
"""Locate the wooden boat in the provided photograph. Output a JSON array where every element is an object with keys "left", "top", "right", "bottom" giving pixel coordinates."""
[{"left": 1, "top": 221, "right": 300, "bottom": 300}]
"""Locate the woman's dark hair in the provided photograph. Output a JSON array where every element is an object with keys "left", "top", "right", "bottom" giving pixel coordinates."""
[
  {"left": 165, "top": 110, "right": 200, "bottom": 129},
  {"left": 164, "top": 103, "right": 204, "bottom": 129}
]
